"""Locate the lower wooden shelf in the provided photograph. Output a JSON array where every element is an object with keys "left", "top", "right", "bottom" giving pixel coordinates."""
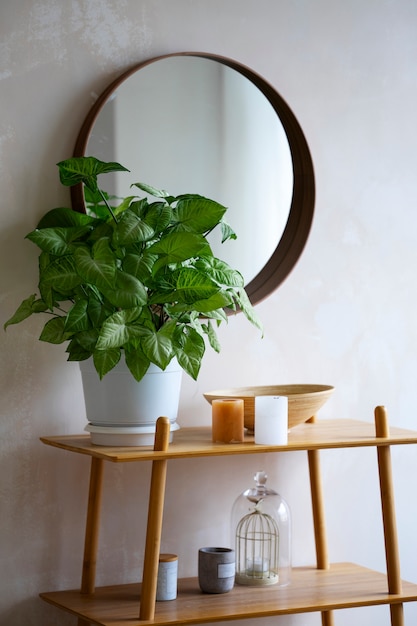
[{"left": 40, "top": 562, "right": 417, "bottom": 625}]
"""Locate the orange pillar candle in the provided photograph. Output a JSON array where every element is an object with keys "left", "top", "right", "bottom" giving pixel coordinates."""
[{"left": 212, "top": 399, "right": 244, "bottom": 443}]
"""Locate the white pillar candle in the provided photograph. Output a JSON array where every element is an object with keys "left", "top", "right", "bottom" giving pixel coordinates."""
[
  {"left": 254, "top": 395, "right": 288, "bottom": 445},
  {"left": 246, "top": 557, "right": 269, "bottom": 574}
]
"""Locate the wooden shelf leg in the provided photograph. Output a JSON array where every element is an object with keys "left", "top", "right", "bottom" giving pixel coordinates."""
[
  {"left": 308, "top": 446, "right": 329, "bottom": 570},
  {"left": 321, "top": 611, "right": 335, "bottom": 626},
  {"left": 307, "top": 416, "right": 334, "bottom": 626},
  {"left": 139, "top": 417, "right": 171, "bottom": 621},
  {"left": 374, "top": 406, "right": 404, "bottom": 626},
  {"left": 80, "top": 456, "right": 104, "bottom": 595},
  {"left": 307, "top": 415, "right": 329, "bottom": 570}
]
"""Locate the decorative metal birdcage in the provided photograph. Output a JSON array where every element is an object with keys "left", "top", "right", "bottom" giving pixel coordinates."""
[
  {"left": 235, "top": 503, "right": 279, "bottom": 585},
  {"left": 232, "top": 470, "right": 291, "bottom": 587}
]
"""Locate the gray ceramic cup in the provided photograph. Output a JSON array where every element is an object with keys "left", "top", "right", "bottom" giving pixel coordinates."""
[{"left": 198, "top": 547, "right": 235, "bottom": 593}]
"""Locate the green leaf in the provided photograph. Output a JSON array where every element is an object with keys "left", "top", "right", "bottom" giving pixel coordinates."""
[
  {"left": 235, "top": 287, "right": 264, "bottom": 334},
  {"left": 172, "top": 196, "right": 227, "bottom": 233},
  {"left": 112, "top": 195, "right": 140, "bottom": 218},
  {"left": 39, "top": 317, "right": 69, "bottom": 344},
  {"left": 140, "top": 320, "right": 177, "bottom": 370},
  {"left": 39, "top": 250, "right": 51, "bottom": 273},
  {"left": 124, "top": 197, "right": 148, "bottom": 217},
  {"left": 203, "top": 308, "right": 228, "bottom": 322},
  {"left": 125, "top": 348, "right": 150, "bottom": 382},
  {"left": 4, "top": 294, "right": 38, "bottom": 329},
  {"left": 57, "top": 156, "right": 129, "bottom": 192},
  {"left": 32, "top": 299, "right": 49, "bottom": 313},
  {"left": 86, "top": 294, "right": 106, "bottom": 327},
  {"left": 26, "top": 225, "right": 92, "bottom": 255},
  {"left": 201, "top": 320, "right": 221, "bottom": 353},
  {"left": 113, "top": 210, "right": 155, "bottom": 246},
  {"left": 174, "top": 326, "right": 205, "bottom": 380},
  {"left": 41, "top": 256, "right": 83, "bottom": 294},
  {"left": 66, "top": 338, "right": 92, "bottom": 361},
  {"left": 102, "top": 270, "right": 147, "bottom": 308},
  {"left": 142, "top": 202, "right": 172, "bottom": 234},
  {"left": 37, "top": 207, "right": 97, "bottom": 229},
  {"left": 194, "top": 257, "right": 244, "bottom": 287},
  {"left": 132, "top": 181, "right": 170, "bottom": 198},
  {"left": 40, "top": 285, "right": 62, "bottom": 311},
  {"left": 150, "top": 268, "right": 220, "bottom": 305},
  {"left": 93, "top": 348, "right": 121, "bottom": 379},
  {"left": 74, "top": 239, "right": 116, "bottom": 290},
  {"left": 190, "top": 291, "right": 234, "bottom": 313},
  {"left": 96, "top": 308, "right": 142, "bottom": 349},
  {"left": 86, "top": 220, "right": 114, "bottom": 243},
  {"left": 96, "top": 315, "right": 130, "bottom": 349},
  {"left": 127, "top": 307, "right": 156, "bottom": 337},
  {"left": 148, "top": 232, "right": 212, "bottom": 267},
  {"left": 73, "top": 329, "right": 99, "bottom": 352},
  {"left": 220, "top": 220, "right": 237, "bottom": 243},
  {"left": 122, "top": 252, "right": 155, "bottom": 283},
  {"left": 64, "top": 299, "right": 90, "bottom": 333},
  {"left": 37, "top": 253, "right": 57, "bottom": 309},
  {"left": 38, "top": 284, "right": 54, "bottom": 311}
]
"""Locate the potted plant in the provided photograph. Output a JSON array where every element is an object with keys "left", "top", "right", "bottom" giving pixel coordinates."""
[{"left": 4, "top": 157, "right": 262, "bottom": 443}]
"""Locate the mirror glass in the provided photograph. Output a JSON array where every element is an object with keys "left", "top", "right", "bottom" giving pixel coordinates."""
[{"left": 72, "top": 53, "right": 315, "bottom": 305}]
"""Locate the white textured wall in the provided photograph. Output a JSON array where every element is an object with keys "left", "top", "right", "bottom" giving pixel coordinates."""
[{"left": 1, "top": 1, "right": 417, "bottom": 625}]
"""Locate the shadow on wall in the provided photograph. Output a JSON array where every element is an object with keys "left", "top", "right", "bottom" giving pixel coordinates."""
[
  {"left": 0, "top": 221, "right": 40, "bottom": 297},
  {"left": 0, "top": 597, "right": 75, "bottom": 626}
]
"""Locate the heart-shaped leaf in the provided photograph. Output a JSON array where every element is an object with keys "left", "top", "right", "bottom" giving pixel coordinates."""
[
  {"left": 96, "top": 308, "right": 143, "bottom": 350},
  {"left": 4, "top": 294, "right": 46, "bottom": 329},
  {"left": 235, "top": 287, "right": 264, "bottom": 334},
  {"left": 66, "top": 339, "right": 92, "bottom": 361},
  {"left": 125, "top": 348, "right": 150, "bottom": 382},
  {"left": 74, "top": 239, "right": 116, "bottom": 290},
  {"left": 122, "top": 252, "right": 155, "bottom": 284},
  {"left": 151, "top": 268, "right": 220, "bottom": 305},
  {"left": 172, "top": 196, "right": 227, "bottom": 233},
  {"left": 39, "top": 317, "right": 70, "bottom": 344},
  {"left": 189, "top": 291, "right": 234, "bottom": 313},
  {"left": 37, "top": 207, "right": 97, "bottom": 229},
  {"left": 102, "top": 271, "right": 147, "bottom": 308},
  {"left": 140, "top": 320, "right": 177, "bottom": 370},
  {"left": 57, "top": 156, "right": 129, "bottom": 192},
  {"left": 149, "top": 232, "right": 212, "bottom": 267},
  {"left": 64, "top": 299, "right": 90, "bottom": 333},
  {"left": 41, "top": 256, "right": 83, "bottom": 294},
  {"left": 26, "top": 225, "right": 92, "bottom": 255},
  {"left": 113, "top": 210, "right": 155, "bottom": 246},
  {"left": 173, "top": 326, "right": 205, "bottom": 380},
  {"left": 201, "top": 320, "right": 221, "bottom": 353},
  {"left": 93, "top": 348, "right": 122, "bottom": 379},
  {"left": 132, "top": 181, "right": 170, "bottom": 198},
  {"left": 194, "top": 257, "right": 244, "bottom": 287}
]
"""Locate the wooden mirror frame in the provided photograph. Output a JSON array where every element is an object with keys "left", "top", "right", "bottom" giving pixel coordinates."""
[{"left": 71, "top": 52, "right": 315, "bottom": 306}]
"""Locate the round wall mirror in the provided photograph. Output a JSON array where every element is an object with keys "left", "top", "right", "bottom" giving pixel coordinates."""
[{"left": 71, "top": 52, "right": 315, "bottom": 305}]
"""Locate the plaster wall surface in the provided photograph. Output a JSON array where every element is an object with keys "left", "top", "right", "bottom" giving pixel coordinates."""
[{"left": 1, "top": 1, "right": 417, "bottom": 625}]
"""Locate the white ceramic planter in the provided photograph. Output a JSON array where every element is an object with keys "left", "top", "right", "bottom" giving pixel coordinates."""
[{"left": 79, "top": 357, "right": 183, "bottom": 446}]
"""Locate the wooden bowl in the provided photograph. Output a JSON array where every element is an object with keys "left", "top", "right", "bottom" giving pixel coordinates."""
[{"left": 203, "top": 384, "right": 334, "bottom": 432}]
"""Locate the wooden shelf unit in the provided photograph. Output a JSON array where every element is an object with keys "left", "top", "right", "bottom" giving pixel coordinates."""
[{"left": 39, "top": 412, "right": 417, "bottom": 626}]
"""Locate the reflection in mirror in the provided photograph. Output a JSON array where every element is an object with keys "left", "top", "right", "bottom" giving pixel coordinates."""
[
  {"left": 86, "top": 57, "right": 293, "bottom": 286},
  {"left": 72, "top": 53, "right": 315, "bottom": 305}
]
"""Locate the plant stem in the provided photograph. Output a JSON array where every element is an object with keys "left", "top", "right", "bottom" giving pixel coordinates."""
[{"left": 98, "top": 188, "right": 118, "bottom": 224}]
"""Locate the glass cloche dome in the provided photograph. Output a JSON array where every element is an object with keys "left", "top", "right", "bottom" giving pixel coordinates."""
[{"left": 231, "top": 470, "right": 291, "bottom": 586}]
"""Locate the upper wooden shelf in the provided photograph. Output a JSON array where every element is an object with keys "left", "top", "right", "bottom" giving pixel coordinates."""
[{"left": 40, "top": 419, "right": 417, "bottom": 463}]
